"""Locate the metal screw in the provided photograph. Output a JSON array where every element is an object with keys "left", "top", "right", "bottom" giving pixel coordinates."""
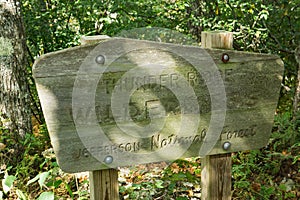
[
  {"left": 104, "top": 155, "right": 113, "bottom": 164},
  {"left": 223, "top": 141, "right": 231, "bottom": 150},
  {"left": 95, "top": 55, "right": 105, "bottom": 64},
  {"left": 221, "top": 53, "right": 230, "bottom": 63}
]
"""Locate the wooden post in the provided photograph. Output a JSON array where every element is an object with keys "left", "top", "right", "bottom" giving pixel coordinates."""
[
  {"left": 81, "top": 35, "right": 119, "bottom": 200},
  {"left": 81, "top": 35, "right": 111, "bottom": 45},
  {"left": 201, "top": 31, "right": 233, "bottom": 49},
  {"left": 89, "top": 169, "right": 119, "bottom": 200},
  {"left": 201, "top": 31, "right": 233, "bottom": 200}
]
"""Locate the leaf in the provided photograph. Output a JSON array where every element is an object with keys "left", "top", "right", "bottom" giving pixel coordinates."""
[
  {"left": 0, "top": 191, "right": 3, "bottom": 200},
  {"left": 49, "top": 179, "right": 62, "bottom": 189},
  {"left": 168, "top": 182, "right": 176, "bottom": 192},
  {"left": 27, "top": 174, "right": 40, "bottom": 186},
  {"left": 65, "top": 183, "right": 73, "bottom": 197},
  {"left": 155, "top": 180, "right": 164, "bottom": 189},
  {"left": 170, "top": 163, "right": 180, "bottom": 174},
  {"left": 16, "top": 189, "right": 27, "bottom": 200},
  {"left": 2, "top": 175, "right": 16, "bottom": 194},
  {"left": 132, "top": 183, "right": 142, "bottom": 190},
  {"left": 279, "top": 183, "right": 287, "bottom": 191},
  {"left": 38, "top": 172, "right": 50, "bottom": 188},
  {"left": 37, "top": 192, "right": 54, "bottom": 200},
  {"left": 176, "top": 197, "right": 188, "bottom": 200},
  {"left": 0, "top": 143, "right": 6, "bottom": 150},
  {"left": 251, "top": 182, "right": 261, "bottom": 192},
  {"left": 283, "top": 179, "right": 295, "bottom": 192},
  {"left": 27, "top": 172, "right": 50, "bottom": 189}
]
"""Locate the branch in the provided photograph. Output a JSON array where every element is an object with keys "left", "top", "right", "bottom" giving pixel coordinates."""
[{"left": 262, "top": 20, "right": 294, "bottom": 54}]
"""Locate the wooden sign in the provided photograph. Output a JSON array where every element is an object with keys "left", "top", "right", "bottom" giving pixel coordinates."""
[{"left": 33, "top": 38, "right": 283, "bottom": 173}]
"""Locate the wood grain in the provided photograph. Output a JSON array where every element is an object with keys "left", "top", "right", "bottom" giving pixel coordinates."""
[
  {"left": 201, "top": 31, "right": 232, "bottom": 200},
  {"left": 33, "top": 38, "right": 283, "bottom": 172},
  {"left": 89, "top": 169, "right": 119, "bottom": 200}
]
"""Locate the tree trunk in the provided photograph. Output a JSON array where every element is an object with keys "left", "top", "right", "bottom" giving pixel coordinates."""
[
  {"left": 0, "top": 1, "right": 31, "bottom": 140},
  {"left": 187, "top": 0, "right": 203, "bottom": 42},
  {"left": 293, "top": 46, "right": 300, "bottom": 116}
]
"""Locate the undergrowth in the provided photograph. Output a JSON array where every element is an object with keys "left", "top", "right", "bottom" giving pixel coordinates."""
[{"left": 0, "top": 112, "right": 299, "bottom": 199}]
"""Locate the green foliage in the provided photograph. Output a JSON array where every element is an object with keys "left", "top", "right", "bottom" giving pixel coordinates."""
[
  {"left": 27, "top": 171, "right": 50, "bottom": 189},
  {"left": 16, "top": 189, "right": 27, "bottom": 200},
  {"left": 231, "top": 112, "right": 300, "bottom": 199},
  {"left": 1, "top": 174, "right": 16, "bottom": 194},
  {"left": 119, "top": 158, "right": 201, "bottom": 199},
  {"left": 22, "top": 0, "right": 299, "bottom": 112},
  {"left": 22, "top": 0, "right": 299, "bottom": 51},
  {"left": 37, "top": 191, "right": 54, "bottom": 200},
  {"left": 0, "top": 130, "right": 89, "bottom": 199},
  {"left": 272, "top": 111, "right": 300, "bottom": 151},
  {"left": 22, "top": 0, "right": 82, "bottom": 55}
]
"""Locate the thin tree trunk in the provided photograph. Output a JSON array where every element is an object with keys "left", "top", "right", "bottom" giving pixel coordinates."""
[
  {"left": 0, "top": 0, "right": 31, "bottom": 139},
  {"left": 187, "top": 0, "right": 203, "bottom": 42},
  {"left": 294, "top": 46, "right": 300, "bottom": 115}
]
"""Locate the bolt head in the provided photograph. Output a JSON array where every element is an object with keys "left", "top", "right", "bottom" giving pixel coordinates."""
[
  {"left": 223, "top": 141, "right": 231, "bottom": 150},
  {"left": 221, "top": 53, "right": 230, "bottom": 63},
  {"left": 95, "top": 55, "right": 105, "bottom": 64},
  {"left": 104, "top": 155, "right": 113, "bottom": 164}
]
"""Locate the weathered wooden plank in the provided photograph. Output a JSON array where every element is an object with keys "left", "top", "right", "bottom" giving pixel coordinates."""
[
  {"left": 201, "top": 154, "right": 232, "bottom": 199},
  {"left": 201, "top": 31, "right": 233, "bottom": 200},
  {"left": 89, "top": 169, "right": 119, "bottom": 200},
  {"left": 33, "top": 38, "right": 283, "bottom": 172},
  {"left": 35, "top": 57, "right": 282, "bottom": 127}
]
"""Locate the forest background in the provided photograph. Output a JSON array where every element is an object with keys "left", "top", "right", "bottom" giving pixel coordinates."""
[{"left": 0, "top": 0, "right": 299, "bottom": 199}]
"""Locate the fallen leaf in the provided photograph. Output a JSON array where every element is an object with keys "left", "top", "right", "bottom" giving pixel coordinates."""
[
  {"left": 171, "top": 163, "right": 180, "bottom": 174},
  {"left": 251, "top": 182, "right": 261, "bottom": 192},
  {"left": 0, "top": 143, "right": 6, "bottom": 150},
  {"left": 188, "top": 189, "right": 193, "bottom": 197}
]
